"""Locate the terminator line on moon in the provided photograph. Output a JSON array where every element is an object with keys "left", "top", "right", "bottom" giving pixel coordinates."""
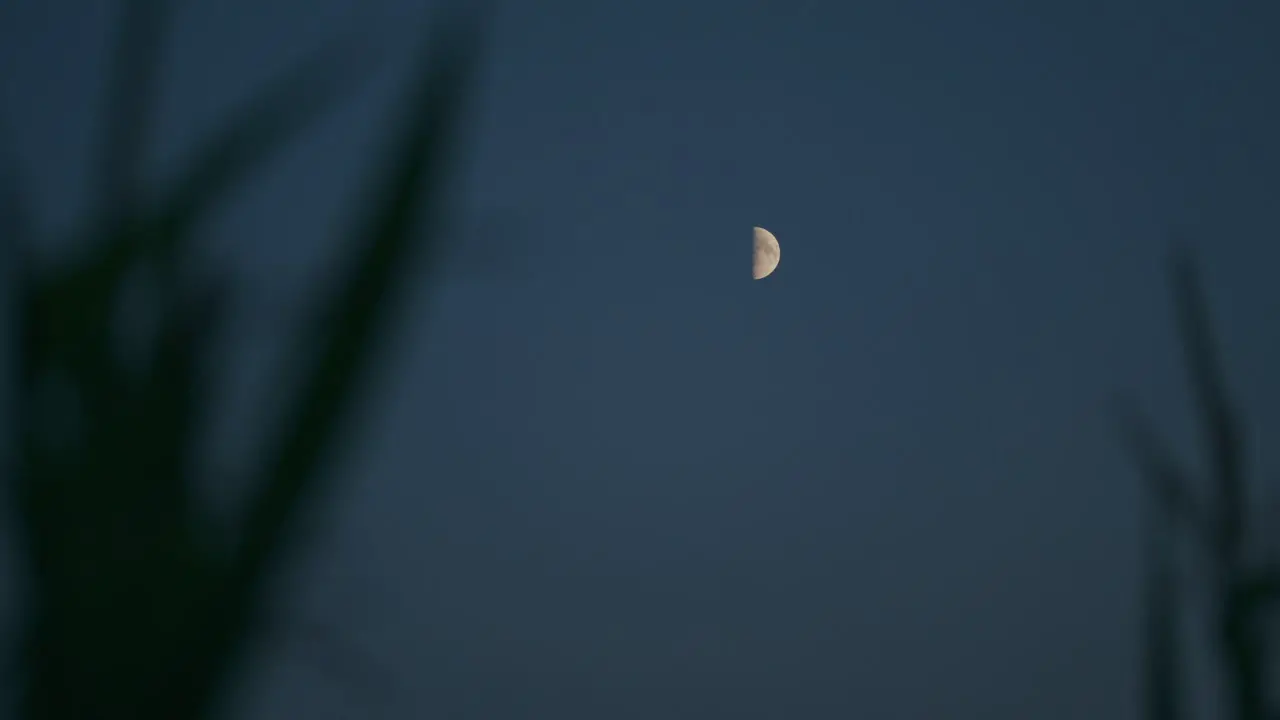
[{"left": 752, "top": 226, "right": 780, "bottom": 280}]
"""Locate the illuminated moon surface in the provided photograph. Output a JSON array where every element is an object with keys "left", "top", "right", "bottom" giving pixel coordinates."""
[{"left": 752, "top": 226, "right": 780, "bottom": 280}]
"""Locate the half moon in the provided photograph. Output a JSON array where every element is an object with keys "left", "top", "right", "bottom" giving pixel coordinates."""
[{"left": 752, "top": 226, "right": 780, "bottom": 280}]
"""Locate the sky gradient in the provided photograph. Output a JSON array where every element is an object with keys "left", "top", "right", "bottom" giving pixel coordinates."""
[{"left": 3, "top": 0, "right": 1280, "bottom": 717}]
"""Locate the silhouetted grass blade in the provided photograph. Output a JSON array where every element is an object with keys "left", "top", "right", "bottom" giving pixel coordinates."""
[
  {"left": 12, "top": 260, "right": 225, "bottom": 716},
  {"left": 14, "top": 32, "right": 369, "bottom": 509},
  {"left": 1142, "top": 508, "right": 1184, "bottom": 720},
  {"left": 85, "top": 32, "right": 372, "bottom": 303},
  {"left": 10, "top": 2, "right": 486, "bottom": 716},
  {"left": 235, "top": 5, "right": 488, "bottom": 587},
  {"left": 19, "top": 28, "right": 360, "bottom": 404},
  {"left": 146, "top": 35, "right": 375, "bottom": 260},
  {"left": 1168, "top": 247, "right": 1246, "bottom": 560},
  {"left": 97, "top": 0, "right": 173, "bottom": 220},
  {"left": 0, "top": 124, "right": 31, "bottom": 251},
  {"left": 1168, "top": 247, "right": 1268, "bottom": 720},
  {"left": 1114, "top": 396, "right": 1215, "bottom": 551},
  {"left": 1123, "top": 247, "right": 1278, "bottom": 720},
  {"left": 0, "top": 127, "right": 32, "bottom": 378}
]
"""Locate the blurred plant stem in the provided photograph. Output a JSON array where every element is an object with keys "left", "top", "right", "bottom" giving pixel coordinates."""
[
  {"left": 1120, "top": 247, "right": 1279, "bottom": 720},
  {"left": 3, "top": 1, "right": 485, "bottom": 717}
]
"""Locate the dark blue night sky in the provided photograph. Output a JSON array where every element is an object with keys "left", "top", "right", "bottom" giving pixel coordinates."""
[{"left": 3, "top": 1, "right": 1280, "bottom": 717}]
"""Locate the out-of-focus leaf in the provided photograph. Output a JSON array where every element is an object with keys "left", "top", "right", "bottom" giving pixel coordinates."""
[
  {"left": 0, "top": 124, "right": 32, "bottom": 442},
  {"left": 9, "top": 0, "right": 487, "bottom": 716},
  {"left": 1240, "top": 566, "right": 1280, "bottom": 614},
  {"left": 22, "top": 32, "right": 370, "bottom": 406},
  {"left": 235, "top": 5, "right": 487, "bottom": 588},
  {"left": 82, "top": 32, "right": 373, "bottom": 307},
  {"left": 97, "top": 0, "right": 173, "bottom": 220},
  {"left": 1168, "top": 247, "right": 1246, "bottom": 560},
  {"left": 1142, "top": 510, "right": 1184, "bottom": 720},
  {"left": 0, "top": 119, "right": 33, "bottom": 387},
  {"left": 0, "top": 122, "right": 31, "bottom": 248},
  {"left": 131, "top": 275, "right": 228, "bottom": 515},
  {"left": 1114, "top": 395, "right": 1216, "bottom": 553},
  {"left": 145, "top": 35, "right": 377, "bottom": 258}
]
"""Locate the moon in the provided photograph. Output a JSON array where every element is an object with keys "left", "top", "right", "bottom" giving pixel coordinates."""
[{"left": 752, "top": 226, "right": 780, "bottom": 280}]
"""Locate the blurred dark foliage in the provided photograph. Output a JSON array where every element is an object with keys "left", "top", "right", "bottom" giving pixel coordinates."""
[
  {"left": 1120, "top": 248, "right": 1280, "bottom": 720},
  {"left": 2, "top": 0, "right": 485, "bottom": 717}
]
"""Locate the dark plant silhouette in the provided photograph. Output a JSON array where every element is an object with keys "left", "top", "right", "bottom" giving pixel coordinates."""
[
  {"left": 1119, "top": 248, "right": 1280, "bottom": 720},
  {"left": 3, "top": 1, "right": 486, "bottom": 717}
]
